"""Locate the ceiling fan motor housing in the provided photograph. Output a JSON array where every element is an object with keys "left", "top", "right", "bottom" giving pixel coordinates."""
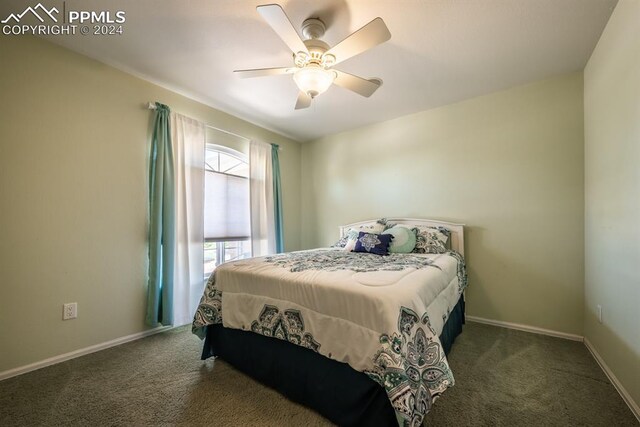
[
  {"left": 301, "top": 18, "right": 326, "bottom": 40},
  {"left": 294, "top": 39, "right": 334, "bottom": 68},
  {"left": 294, "top": 18, "right": 334, "bottom": 68}
]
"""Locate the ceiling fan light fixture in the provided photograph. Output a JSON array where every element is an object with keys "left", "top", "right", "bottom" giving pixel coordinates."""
[{"left": 293, "top": 64, "right": 336, "bottom": 98}]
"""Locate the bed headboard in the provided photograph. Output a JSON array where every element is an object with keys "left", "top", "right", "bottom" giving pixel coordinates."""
[{"left": 339, "top": 218, "right": 465, "bottom": 256}]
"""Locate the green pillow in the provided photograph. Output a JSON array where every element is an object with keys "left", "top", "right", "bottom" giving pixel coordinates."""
[{"left": 382, "top": 226, "right": 417, "bottom": 253}]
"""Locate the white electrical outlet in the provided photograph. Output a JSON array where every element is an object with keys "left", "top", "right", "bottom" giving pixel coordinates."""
[
  {"left": 63, "top": 302, "right": 77, "bottom": 320},
  {"left": 597, "top": 304, "right": 602, "bottom": 324}
]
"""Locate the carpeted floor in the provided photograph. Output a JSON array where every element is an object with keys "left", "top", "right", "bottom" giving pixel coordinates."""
[{"left": 0, "top": 322, "right": 636, "bottom": 426}]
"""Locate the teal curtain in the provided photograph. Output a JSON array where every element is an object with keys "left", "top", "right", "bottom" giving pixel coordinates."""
[
  {"left": 271, "top": 144, "right": 284, "bottom": 253},
  {"left": 146, "top": 102, "right": 175, "bottom": 326}
]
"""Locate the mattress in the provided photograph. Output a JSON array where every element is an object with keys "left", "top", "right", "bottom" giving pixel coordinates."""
[{"left": 193, "top": 248, "right": 467, "bottom": 426}]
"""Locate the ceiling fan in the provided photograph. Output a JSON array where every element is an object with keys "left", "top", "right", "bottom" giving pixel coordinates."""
[{"left": 234, "top": 4, "right": 391, "bottom": 110}]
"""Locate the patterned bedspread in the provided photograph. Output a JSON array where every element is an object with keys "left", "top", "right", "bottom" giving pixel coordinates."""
[{"left": 192, "top": 248, "right": 467, "bottom": 426}]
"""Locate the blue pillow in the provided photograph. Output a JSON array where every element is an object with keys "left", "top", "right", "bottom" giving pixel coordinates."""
[{"left": 353, "top": 232, "right": 393, "bottom": 256}]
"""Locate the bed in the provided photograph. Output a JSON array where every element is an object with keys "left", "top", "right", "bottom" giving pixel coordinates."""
[{"left": 192, "top": 218, "right": 467, "bottom": 426}]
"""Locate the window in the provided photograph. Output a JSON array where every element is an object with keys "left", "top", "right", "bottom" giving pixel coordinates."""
[{"left": 204, "top": 144, "right": 251, "bottom": 278}]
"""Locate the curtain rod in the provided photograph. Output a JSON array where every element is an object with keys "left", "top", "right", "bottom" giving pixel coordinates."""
[{"left": 147, "top": 102, "right": 281, "bottom": 150}]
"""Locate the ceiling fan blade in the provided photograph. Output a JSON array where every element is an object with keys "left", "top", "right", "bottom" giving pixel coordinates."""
[
  {"left": 333, "top": 70, "right": 381, "bottom": 97},
  {"left": 257, "top": 4, "right": 309, "bottom": 55},
  {"left": 234, "top": 67, "right": 294, "bottom": 78},
  {"left": 295, "top": 91, "right": 312, "bottom": 109},
  {"left": 326, "top": 18, "right": 391, "bottom": 65}
]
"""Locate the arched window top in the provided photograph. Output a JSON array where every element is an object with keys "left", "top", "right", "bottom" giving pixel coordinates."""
[{"left": 205, "top": 144, "right": 248, "bottom": 178}]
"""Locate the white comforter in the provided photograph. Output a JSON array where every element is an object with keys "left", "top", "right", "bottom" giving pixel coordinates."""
[{"left": 193, "top": 248, "right": 467, "bottom": 426}]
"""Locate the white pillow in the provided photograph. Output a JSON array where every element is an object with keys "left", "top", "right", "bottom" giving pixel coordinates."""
[{"left": 343, "top": 236, "right": 358, "bottom": 252}]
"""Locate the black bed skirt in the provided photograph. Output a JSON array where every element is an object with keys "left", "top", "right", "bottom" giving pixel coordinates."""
[{"left": 202, "top": 297, "right": 465, "bottom": 426}]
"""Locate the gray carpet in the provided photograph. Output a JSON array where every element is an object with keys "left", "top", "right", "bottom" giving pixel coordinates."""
[{"left": 0, "top": 323, "right": 636, "bottom": 426}]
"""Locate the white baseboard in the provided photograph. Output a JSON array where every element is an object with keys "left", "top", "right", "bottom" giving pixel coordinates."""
[
  {"left": 466, "top": 315, "right": 584, "bottom": 342},
  {"left": 0, "top": 326, "right": 172, "bottom": 381},
  {"left": 584, "top": 338, "right": 640, "bottom": 422}
]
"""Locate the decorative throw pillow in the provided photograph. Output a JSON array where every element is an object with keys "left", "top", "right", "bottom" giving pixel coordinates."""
[
  {"left": 342, "top": 232, "right": 359, "bottom": 252},
  {"left": 332, "top": 222, "right": 386, "bottom": 248},
  {"left": 353, "top": 232, "right": 393, "bottom": 255},
  {"left": 382, "top": 226, "right": 417, "bottom": 253},
  {"left": 411, "top": 226, "right": 450, "bottom": 254}
]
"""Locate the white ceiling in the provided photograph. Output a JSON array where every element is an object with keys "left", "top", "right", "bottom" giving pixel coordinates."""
[{"left": 3, "top": 0, "right": 617, "bottom": 141}]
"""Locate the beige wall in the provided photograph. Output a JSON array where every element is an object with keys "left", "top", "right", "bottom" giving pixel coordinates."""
[
  {"left": 0, "top": 36, "right": 301, "bottom": 372},
  {"left": 301, "top": 73, "right": 585, "bottom": 335},
  {"left": 584, "top": 0, "right": 640, "bottom": 410}
]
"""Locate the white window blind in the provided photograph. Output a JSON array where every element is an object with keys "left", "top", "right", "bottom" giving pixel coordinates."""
[{"left": 204, "top": 170, "right": 250, "bottom": 241}]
